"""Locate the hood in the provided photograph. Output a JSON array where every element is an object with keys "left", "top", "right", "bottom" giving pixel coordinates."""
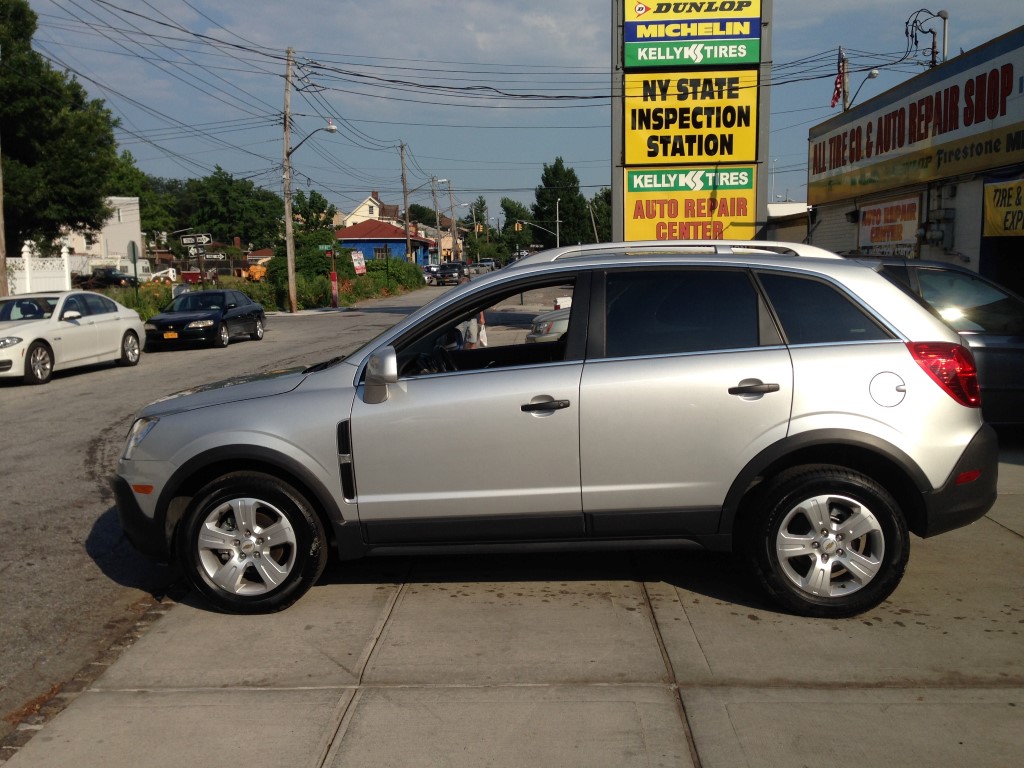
[
  {"left": 0, "top": 319, "right": 44, "bottom": 334},
  {"left": 140, "top": 366, "right": 308, "bottom": 417}
]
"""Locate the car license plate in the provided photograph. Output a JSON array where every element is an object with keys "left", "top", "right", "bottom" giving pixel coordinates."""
[{"left": 163, "top": 331, "right": 179, "bottom": 339}]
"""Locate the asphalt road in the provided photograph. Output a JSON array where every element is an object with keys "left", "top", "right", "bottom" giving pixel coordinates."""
[{"left": 0, "top": 286, "right": 447, "bottom": 739}]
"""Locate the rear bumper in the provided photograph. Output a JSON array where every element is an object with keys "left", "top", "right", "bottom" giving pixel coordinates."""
[{"left": 918, "top": 424, "right": 999, "bottom": 538}]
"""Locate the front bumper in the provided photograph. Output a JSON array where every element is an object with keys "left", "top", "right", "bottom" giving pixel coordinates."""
[{"left": 112, "top": 475, "right": 172, "bottom": 561}]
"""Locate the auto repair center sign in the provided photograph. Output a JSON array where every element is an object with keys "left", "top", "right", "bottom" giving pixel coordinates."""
[
  {"left": 622, "top": 1, "right": 763, "bottom": 241},
  {"left": 808, "top": 26, "right": 1024, "bottom": 205}
]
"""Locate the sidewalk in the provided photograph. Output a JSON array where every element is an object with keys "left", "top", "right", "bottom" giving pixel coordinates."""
[{"left": 4, "top": 448, "right": 1022, "bottom": 767}]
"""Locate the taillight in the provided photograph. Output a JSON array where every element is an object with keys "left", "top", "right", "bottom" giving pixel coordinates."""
[{"left": 907, "top": 342, "right": 981, "bottom": 408}]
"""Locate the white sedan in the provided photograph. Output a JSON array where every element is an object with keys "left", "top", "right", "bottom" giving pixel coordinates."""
[{"left": 0, "top": 291, "right": 146, "bottom": 384}]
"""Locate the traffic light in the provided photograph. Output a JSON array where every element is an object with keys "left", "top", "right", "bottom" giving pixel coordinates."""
[
  {"left": 514, "top": 221, "right": 523, "bottom": 232},
  {"left": 475, "top": 223, "right": 483, "bottom": 233}
]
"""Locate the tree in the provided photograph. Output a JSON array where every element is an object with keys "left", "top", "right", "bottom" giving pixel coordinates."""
[
  {"left": 1, "top": 0, "right": 120, "bottom": 260},
  {"left": 180, "top": 167, "right": 283, "bottom": 248},
  {"left": 589, "top": 187, "right": 612, "bottom": 243},
  {"left": 531, "top": 157, "right": 589, "bottom": 248},
  {"left": 292, "top": 190, "right": 337, "bottom": 233},
  {"left": 407, "top": 202, "right": 441, "bottom": 228},
  {"left": 500, "top": 198, "right": 533, "bottom": 257}
]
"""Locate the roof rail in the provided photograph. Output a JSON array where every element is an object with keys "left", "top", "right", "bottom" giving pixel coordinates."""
[{"left": 507, "top": 240, "right": 841, "bottom": 268}]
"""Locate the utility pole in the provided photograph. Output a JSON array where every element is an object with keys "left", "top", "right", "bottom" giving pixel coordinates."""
[
  {"left": 446, "top": 181, "right": 459, "bottom": 260},
  {"left": 282, "top": 47, "right": 298, "bottom": 313},
  {"left": 431, "top": 178, "right": 443, "bottom": 262},
  {"left": 401, "top": 143, "right": 412, "bottom": 262}
]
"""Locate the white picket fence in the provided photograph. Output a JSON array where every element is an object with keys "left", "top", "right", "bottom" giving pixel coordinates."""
[{"left": 4, "top": 242, "right": 74, "bottom": 295}]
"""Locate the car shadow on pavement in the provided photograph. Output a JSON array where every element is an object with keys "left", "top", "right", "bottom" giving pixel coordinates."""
[
  {"left": 86, "top": 507, "right": 178, "bottom": 597},
  {"left": 311, "top": 548, "right": 772, "bottom": 612}
]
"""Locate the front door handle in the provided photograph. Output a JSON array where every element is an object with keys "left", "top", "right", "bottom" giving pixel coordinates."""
[
  {"left": 728, "top": 382, "right": 780, "bottom": 395},
  {"left": 521, "top": 399, "right": 571, "bottom": 413}
]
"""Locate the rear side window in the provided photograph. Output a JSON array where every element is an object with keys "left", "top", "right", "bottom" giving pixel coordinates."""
[
  {"left": 758, "top": 273, "right": 892, "bottom": 345},
  {"left": 604, "top": 269, "right": 759, "bottom": 357}
]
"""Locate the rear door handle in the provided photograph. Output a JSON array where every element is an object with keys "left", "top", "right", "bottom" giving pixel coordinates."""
[
  {"left": 728, "top": 382, "right": 780, "bottom": 395},
  {"left": 521, "top": 399, "right": 571, "bottom": 412}
]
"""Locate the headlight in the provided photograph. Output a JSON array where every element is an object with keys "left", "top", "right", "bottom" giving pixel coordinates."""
[
  {"left": 0, "top": 336, "right": 24, "bottom": 349},
  {"left": 144, "top": 323, "right": 157, "bottom": 331},
  {"left": 187, "top": 319, "right": 214, "bottom": 329},
  {"left": 123, "top": 417, "right": 159, "bottom": 460}
]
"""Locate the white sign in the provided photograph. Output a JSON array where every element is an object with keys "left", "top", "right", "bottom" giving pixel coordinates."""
[{"left": 858, "top": 195, "right": 921, "bottom": 256}]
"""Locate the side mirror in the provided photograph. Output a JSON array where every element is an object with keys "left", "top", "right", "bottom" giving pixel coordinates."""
[
  {"left": 62, "top": 310, "right": 82, "bottom": 321},
  {"left": 364, "top": 346, "right": 398, "bottom": 404}
]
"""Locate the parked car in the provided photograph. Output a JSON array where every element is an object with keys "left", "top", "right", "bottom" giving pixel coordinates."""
[
  {"left": 525, "top": 307, "right": 571, "bottom": 343},
  {"left": 854, "top": 257, "right": 1024, "bottom": 426},
  {"left": 74, "top": 267, "right": 138, "bottom": 289},
  {"left": 435, "top": 263, "right": 465, "bottom": 286},
  {"left": 0, "top": 291, "right": 144, "bottom": 384},
  {"left": 422, "top": 264, "right": 440, "bottom": 284},
  {"left": 144, "top": 289, "right": 265, "bottom": 349},
  {"left": 477, "top": 258, "right": 497, "bottom": 272},
  {"left": 114, "top": 240, "right": 997, "bottom": 617}
]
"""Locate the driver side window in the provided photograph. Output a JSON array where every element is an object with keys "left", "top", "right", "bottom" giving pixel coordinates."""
[{"left": 396, "top": 278, "right": 579, "bottom": 377}]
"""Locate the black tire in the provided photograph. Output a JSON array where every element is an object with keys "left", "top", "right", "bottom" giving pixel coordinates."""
[
  {"left": 176, "top": 471, "right": 328, "bottom": 614},
  {"left": 250, "top": 317, "right": 264, "bottom": 341},
  {"left": 24, "top": 341, "right": 54, "bottom": 384},
  {"left": 117, "top": 331, "right": 141, "bottom": 367},
  {"left": 743, "top": 465, "right": 909, "bottom": 618},
  {"left": 213, "top": 321, "right": 230, "bottom": 348}
]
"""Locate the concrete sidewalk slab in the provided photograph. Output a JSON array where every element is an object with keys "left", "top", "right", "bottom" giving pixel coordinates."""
[
  {"left": 364, "top": 555, "right": 669, "bottom": 685},
  {"left": 644, "top": 514, "right": 1024, "bottom": 687},
  {"left": 6, "top": 688, "right": 352, "bottom": 768},
  {"left": 683, "top": 686, "right": 1024, "bottom": 768},
  {"left": 94, "top": 579, "right": 400, "bottom": 690},
  {"left": 324, "top": 685, "right": 694, "bottom": 768}
]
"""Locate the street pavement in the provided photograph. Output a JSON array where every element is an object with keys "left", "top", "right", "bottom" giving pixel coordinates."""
[{"left": 2, "top": 299, "right": 1021, "bottom": 766}]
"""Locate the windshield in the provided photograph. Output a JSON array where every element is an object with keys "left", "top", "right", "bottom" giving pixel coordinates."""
[
  {"left": 0, "top": 297, "right": 58, "bottom": 321},
  {"left": 166, "top": 292, "right": 226, "bottom": 312}
]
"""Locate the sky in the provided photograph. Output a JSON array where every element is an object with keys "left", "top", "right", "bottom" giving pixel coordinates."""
[{"left": 26, "top": 0, "right": 1024, "bottom": 226}]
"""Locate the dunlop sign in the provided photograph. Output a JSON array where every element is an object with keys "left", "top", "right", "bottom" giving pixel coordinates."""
[
  {"left": 625, "top": 1, "right": 762, "bottom": 67},
  {"left": 624, "top": 166, "right": 757, "bottom": 240}
]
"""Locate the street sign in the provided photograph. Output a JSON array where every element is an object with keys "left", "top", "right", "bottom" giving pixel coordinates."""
[
  {"left": 180, "top": 233, "right": 213, "bottom": 246},
  {"left": 318, "top": 244, "right": 333, "bottom": 250},
  {"left": 187, "top": 245, "right": 206, "bottom": 257}
]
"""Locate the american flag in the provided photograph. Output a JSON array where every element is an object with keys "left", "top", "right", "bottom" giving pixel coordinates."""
[{"left": 831, "top": 47, "right": 845, "bottom": 108}]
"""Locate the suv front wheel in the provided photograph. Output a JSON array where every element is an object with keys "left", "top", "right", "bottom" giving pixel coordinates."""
[
  {"left": 177, "top": 471, "right": 328, "bottom": 613},
  {"left": 744, "top": 465, "right": 909, "bottom": 618}
]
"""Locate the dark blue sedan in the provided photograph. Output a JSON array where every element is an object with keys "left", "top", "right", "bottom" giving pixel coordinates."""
[{"left": 145, "top": 289, "right": 265, "bottom": 349}]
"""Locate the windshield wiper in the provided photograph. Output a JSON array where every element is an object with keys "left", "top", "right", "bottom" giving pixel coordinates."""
[{"left": 303, "top": 355, "right": 347, "bottom": 373}]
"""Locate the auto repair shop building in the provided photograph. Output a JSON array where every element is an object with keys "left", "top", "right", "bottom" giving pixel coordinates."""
[{"left": 806, "top": 25, "right": 1024, "bottom": 294}]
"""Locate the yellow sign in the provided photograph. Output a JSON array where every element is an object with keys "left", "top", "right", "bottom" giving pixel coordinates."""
[
  {"left": 625, "top": 71, "right": 759, "bottom": 165},
  {"left": 624, "top": 166, "right": 757, "bottom": 240},
  {"left": 984, "top": 179, "right": 1024, "bottom": 237},
  {"left": 626, "top": 1, "right": 762, "bottom": 23}
]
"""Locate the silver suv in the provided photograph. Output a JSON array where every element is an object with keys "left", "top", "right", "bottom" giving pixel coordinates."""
[{"left": 114, "top": 241, "right": 998, "bottom": 617}]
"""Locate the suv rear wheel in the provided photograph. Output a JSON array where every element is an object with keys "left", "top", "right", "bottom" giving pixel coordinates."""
[
  {"left": 177, "top": 472, "right": 328, "bottom": 613},
  {"left": 745, "top": 465, "right": 909, "bottom": 618}
]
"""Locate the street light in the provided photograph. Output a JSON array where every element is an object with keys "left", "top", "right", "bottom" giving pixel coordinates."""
[
  {"left": 283, "top": 120, "right": 337, "bottom": 313},
  {"left": 846, "top": 68, "right": 879, "bottom": 111}
]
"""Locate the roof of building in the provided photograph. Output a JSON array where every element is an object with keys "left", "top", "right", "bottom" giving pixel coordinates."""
[{"left": 335, "top": 219, "right": 432, "bottom": 244}]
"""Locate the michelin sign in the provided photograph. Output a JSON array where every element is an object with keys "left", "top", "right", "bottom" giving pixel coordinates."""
[{"left": 625, "top": 2, "right": 761, "bottom": 67}]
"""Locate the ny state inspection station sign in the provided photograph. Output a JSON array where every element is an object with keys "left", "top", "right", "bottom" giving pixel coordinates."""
[
  {"left": 625, "top": 70, "right": 759, "bottom": 164},
  {"left": 625, "top": 1, "right": 762, "bottom": 67}
]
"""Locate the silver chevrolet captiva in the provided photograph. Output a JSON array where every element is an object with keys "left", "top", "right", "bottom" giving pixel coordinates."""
[{"left": 114, "top": 241, "right": 998, "bottom": 617}]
